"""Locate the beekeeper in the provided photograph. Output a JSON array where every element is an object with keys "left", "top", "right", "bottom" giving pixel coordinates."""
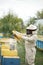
[
  {"left": 12, "top": 24, "right": 37, "bottom": 65},
  {"left": 21, "top": 24, "right": 37, "bottom": 65}
]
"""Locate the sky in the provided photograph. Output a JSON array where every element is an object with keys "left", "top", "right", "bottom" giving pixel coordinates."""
[{"left": 0, "top": 0, "right": 43, "bottom": 22}]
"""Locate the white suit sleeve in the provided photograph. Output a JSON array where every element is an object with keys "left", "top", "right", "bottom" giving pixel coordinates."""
[
  {"left": 22, "top": 35, "right": 37, "bottom": 41},
  {"left": 22, "top": 35, "right": 29, "bottom": 40}
]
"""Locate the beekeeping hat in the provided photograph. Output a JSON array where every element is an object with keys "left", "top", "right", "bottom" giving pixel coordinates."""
[
  {"left": 26, "top": 24, "right": 37, "bottom": 31},
  {"left": 26, "top": 24, "right": 37, "bottom": 34}
]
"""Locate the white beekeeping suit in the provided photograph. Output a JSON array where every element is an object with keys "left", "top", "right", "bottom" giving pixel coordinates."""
[{"left": 22, "top": 24, "right": 37, "bottom": 65}]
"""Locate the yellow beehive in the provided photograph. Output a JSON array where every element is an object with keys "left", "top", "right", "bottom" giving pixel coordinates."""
[
  {"left": 1, "top": 49, "right": 18, "bottom": 56},
  {"left": 1, "top": 44, "right": 10, "bottom": 49}
]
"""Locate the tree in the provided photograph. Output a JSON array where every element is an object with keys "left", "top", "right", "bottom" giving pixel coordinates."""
[
  {"left": 38, "top": 24, "right": 43, "bottom": 35},
  {"left": 36, "top": 10, "right": 43, "bottom": 19},
  {"left": 27, "top": 17, "right": 36, "bottom": 26},
  {"left": 0, "top": 12, "right": 24, "bottom": 36}
]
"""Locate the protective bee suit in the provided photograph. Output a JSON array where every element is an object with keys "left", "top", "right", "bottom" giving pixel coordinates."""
[
  {"left": 21, "top": 24, "right": 37, "bottom": 65},
  {"left": 12, "top": 24, "right": 37, "bottom": 65}
]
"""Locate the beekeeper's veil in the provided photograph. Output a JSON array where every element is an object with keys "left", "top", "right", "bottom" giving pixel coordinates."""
[{"left": 26, "top": 24, "right": 37, "bottom": 35}]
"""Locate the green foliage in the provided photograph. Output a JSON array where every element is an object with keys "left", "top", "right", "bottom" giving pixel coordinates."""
[
  {"left": 0, "top": 12, "right": 24, "bottom": 37},
  {"left": 36, "top": 10, "right": 43, "bottom": 35},
  {"left": 36, "top": 10, "right": 43, "bottom": 19},
  {"left": 27, "top": 17, "right": 36, "bottom": 26},
  {"left": 38, "top": 24, "right": 43, "bottom": 35}
]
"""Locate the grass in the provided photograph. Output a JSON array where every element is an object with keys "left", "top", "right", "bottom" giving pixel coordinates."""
[
  {"left": 17, "top": 40, "right": 25, "bottom": 65},
  {"left": 17, "top": 40, "right": 43, "bottom": 65},
  {"left": 35, "top": 49, "right": 43, "bottom": 65}
]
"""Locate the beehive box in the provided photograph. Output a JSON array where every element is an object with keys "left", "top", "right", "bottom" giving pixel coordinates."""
[
  {"left": 2, "top": 56, "right": 20, "bottom": 65},
  {"left": 1, "top": 44, "right": 10, "bottom": 49},
  {"left": 0, "top": 56, "right": 3, "bottom": 65},
  {"left": 36, "top": 35, "right": 43, "bottom": 50},
  {"left": 1, "top": 49, "right": 18, "bottom": 56}
]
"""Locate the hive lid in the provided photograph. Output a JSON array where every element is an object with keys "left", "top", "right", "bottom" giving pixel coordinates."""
[{"left": 3, "top": 56, "right": 20, "bottom": 58}]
